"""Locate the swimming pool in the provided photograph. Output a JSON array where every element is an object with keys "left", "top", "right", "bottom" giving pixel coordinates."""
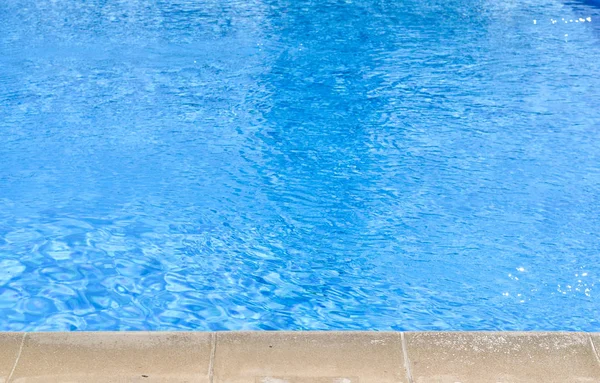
[{"left": 1, "top": 0, "right": 600, "bottom": 331}]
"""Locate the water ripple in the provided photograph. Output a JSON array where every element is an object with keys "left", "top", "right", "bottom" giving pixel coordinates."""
[{"left": 1, "top": 0, "right": 600, "bottom": 331}]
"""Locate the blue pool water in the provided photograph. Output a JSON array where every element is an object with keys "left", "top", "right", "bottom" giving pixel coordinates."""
[{"left": 1, "top": 0, "right": 600, "bottom": 332}]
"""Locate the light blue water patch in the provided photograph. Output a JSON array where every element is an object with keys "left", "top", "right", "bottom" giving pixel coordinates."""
[{"left": 1, "top": 0, "right": 600, "bottom": 331}]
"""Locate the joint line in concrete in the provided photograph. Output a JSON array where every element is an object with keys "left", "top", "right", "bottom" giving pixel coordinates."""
[
  {"left": 7, "top": 332, "right": 26, "bottom": 382},
  {"left": 208, "top": 332, "right": 217, "bottom": 383},
  {"left": 400, "top": 332, "right": 414, "bottom": 383}
]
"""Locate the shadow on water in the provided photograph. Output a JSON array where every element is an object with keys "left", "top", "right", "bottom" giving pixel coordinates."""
[{"left": 244, "top": 0, "right": 504, "bottom": 329}]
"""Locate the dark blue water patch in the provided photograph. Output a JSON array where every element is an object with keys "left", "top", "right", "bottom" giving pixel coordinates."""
[
  {"left": 1, "top": 0, "right": 600, "bottom": 331},
  {"left": 576, "top": 0, "right": 600, "bottom": 8}
]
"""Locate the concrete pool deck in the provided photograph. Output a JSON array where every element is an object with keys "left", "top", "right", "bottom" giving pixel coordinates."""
[{"left": 0, "top": 332, "right": 599, "bottom": 382}]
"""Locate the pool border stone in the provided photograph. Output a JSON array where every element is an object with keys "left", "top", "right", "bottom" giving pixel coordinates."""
[{"left": 0, "top": 331, "right": 599, "bottom": 382}]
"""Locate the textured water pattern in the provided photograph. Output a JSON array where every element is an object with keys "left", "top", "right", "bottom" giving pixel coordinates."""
[{"left": 1, "top": 0, "right": 600, "bottom": 331}]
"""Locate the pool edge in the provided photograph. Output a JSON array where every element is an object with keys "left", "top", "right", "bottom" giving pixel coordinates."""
[{"left": 0, "top": 331, "right": 599, "bottom": 382}]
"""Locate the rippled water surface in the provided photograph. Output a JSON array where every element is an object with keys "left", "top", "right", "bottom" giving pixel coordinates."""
[{"left": 1, "top": 0, "right": 600, "bottom": 331}]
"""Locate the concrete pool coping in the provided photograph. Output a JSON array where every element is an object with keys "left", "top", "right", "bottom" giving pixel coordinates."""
[{"left": 1, "top": 332, "right": 600, "bottom": 382}]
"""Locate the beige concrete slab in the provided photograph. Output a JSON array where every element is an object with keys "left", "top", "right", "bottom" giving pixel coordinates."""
[
  {"left": 213, "top": 331, "right": 407, "bottom": 383},
  {"left": 0, "top": 333, "right": 23, "bottom": 383},
  {"left": 405, "top": 332, "right": 600, "bottom": 383},
  {"left": 9, "top": 332, "right": 213, "bottom": 383}
]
